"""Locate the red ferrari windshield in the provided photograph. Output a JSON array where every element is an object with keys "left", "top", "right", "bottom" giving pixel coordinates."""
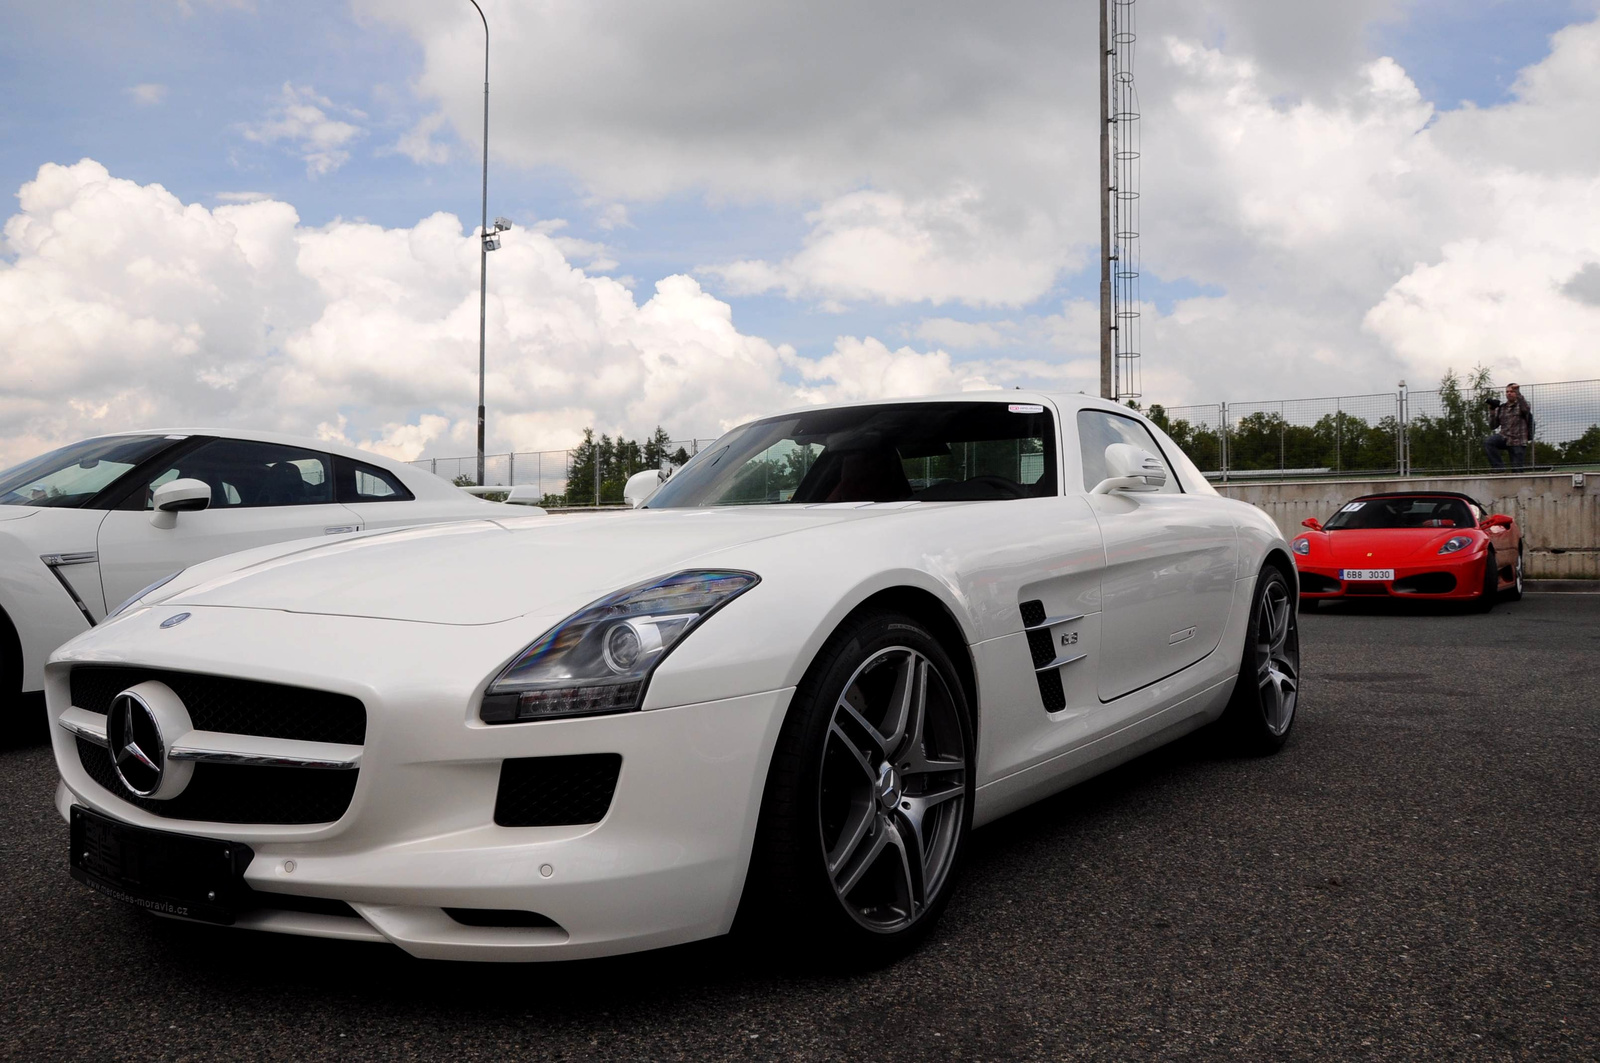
[{"left": 1325, "top": 497, "right": 1476, "bottom": 530}]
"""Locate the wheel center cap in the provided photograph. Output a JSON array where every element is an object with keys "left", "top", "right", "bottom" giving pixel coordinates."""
[{"left": 877, "top": 762, "right": 902, "bottom": 810}]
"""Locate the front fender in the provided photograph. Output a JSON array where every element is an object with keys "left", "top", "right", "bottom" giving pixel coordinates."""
[{"left": 0, "top": 514, "right": 102, "bottom": 693}]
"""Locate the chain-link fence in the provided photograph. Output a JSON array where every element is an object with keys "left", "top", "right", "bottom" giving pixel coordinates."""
[
  {"left": 409, "top": 439, "right": 717, "bottom": 506},
  {"left": 1155, "top": 378, "right": 1600, "bottom": 482}
]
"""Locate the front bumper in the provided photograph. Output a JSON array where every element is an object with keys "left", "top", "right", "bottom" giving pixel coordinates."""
[
  {"left": 1294, "top": 553, "right": 1490, "bottom": 600},
  {"left": 48, "top": 606, "right": 792, "bottom": 961}
]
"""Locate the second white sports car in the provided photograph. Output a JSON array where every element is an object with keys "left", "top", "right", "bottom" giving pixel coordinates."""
[
  {"left": 46, "top": 393, "right": 1299, "bottom": 966},
  {"left": 1, "top": 429, "right": 501, "bottom": 717}
]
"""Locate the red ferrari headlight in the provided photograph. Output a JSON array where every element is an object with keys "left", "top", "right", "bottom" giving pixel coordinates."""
[{"left": 1438, "top": 535, "right": 1474, "bottom": 555}]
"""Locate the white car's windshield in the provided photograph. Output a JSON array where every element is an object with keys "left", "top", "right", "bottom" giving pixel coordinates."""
[
  {"left": 0, "top": 435, "right": 175, "bottom": 509},
  {"left": 648, "top": 402, "right": 1056, "bottom": 507}
]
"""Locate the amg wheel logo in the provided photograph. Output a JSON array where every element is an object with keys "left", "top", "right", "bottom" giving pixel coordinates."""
[{"left": 159, "top": 612, "right": 191, "bottom": 629}]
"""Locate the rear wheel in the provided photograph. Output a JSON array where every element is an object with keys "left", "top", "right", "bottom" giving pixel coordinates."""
[
  {"left": 1476, "top": 547, "right": 1498, "bottom": 612},
  {"left": 742, "top": 610, "right": 974, "bottom": 967},
  {"left": 1219, "top": 566, "right": 1299, "bottom": 755}
]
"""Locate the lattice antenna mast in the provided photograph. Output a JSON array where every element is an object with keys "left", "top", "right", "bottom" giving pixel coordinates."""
[{"left": 1109, "top": 0, "right": 1142, "bottom": 401}]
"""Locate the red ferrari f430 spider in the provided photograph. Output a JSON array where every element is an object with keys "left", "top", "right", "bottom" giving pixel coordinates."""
[{"left": 1292, "top": 492, "right": 1524, "bottom": 610}]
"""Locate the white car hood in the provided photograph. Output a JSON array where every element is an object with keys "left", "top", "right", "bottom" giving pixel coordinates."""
[{"left": 162, "top": 506, "right": 899, "bottom": 625}]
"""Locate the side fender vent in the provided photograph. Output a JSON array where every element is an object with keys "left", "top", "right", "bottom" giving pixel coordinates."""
[{"left": 1021, "top": 600, "right": 1067, "bottom": 713}]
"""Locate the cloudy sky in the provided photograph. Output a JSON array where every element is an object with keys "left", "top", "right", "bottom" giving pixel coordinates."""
[{"left": 2, "top": 0, "right": 1598, "bottom": 465}]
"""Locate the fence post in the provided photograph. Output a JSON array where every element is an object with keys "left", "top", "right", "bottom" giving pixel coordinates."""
[
  {"left": 1279, "top": 400, "right": 1286, "bottom": 472},
  {"left": 1219, "top": 402, "right": 1229, "bottom": 483},
  {"left": 537, "top": 452, "right": 542, "bottom": 500},
  {"left": 1335, "top": 398, "right": 1341, "bottom": 474}
]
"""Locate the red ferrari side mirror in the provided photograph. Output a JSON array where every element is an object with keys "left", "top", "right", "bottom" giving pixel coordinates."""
[
  {"left": 1301, "top": 517, "right": 1323, "bottom": 531},
  {"left": 1484, "top": 513, "right": 1513, "bottom": 528}
]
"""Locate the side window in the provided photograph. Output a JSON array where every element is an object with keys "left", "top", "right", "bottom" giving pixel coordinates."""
[
  {"left": 334, "top": 456, "right": 416, "bottom": 503},
  {"left": 1076, "top": 411, "right": 1183, "bottom": 494},
  {"left": 135, "top": 439, "right": 334, "bottom": 509}
]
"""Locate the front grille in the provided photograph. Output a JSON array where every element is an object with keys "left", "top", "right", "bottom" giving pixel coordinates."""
[
  {"left": 70, "top": 666, "right": 365, "bottom": 745},
  {"left": 1394, "top": 572, "right": 1457, "bottom": 594},
  {"left": 494, "top": 754, "right": 622, "bottom": 827},
  {"left": 1298, "top": 572, "right": 1340, "bottom": 594},
  {"left": 76, "top": 737, "right": 358, "bottom": 824},
  {"left": 1345, "top": 582, "right": 1389, "bottom": 596}
]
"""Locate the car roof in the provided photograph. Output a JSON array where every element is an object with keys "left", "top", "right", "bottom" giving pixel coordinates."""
[
  {"left": 1351, "top": 490, "right": 1489, "bottom": 511},
  {"left": 757, "top": 390, "right": 1141, "bottom": 422}
]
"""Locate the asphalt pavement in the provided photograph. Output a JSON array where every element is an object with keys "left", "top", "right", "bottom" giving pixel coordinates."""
[{"left": 2, "top": 594, "right": 1595, "bottom": 1061}]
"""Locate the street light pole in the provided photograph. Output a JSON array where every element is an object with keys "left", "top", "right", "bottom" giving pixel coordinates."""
[{"left": 468, "top": 0, "right": 490, "bottom": 486}]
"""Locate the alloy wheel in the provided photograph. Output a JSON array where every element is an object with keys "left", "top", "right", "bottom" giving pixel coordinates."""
[
  {"left": 817, "top": 646, "right": 967, "bottom": 933},
  {"left": 1254, "top": 580, "right": 1299, "bottom": 737}
]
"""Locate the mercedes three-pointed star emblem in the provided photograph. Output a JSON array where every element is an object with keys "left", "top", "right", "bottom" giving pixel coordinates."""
[{"left": 108, "top": 692, "right": 166, "bottom": 797}]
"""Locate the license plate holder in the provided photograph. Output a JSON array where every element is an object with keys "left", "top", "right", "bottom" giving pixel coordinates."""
[
  {"left": 1341, "top": 568, "right": 1395, "bottom": 581},
  {"left": 69, "top": 806, "right": 253, "bottom": 925}
]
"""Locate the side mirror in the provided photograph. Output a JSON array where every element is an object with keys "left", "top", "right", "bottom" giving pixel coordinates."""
[
  {"left": 624, "top": 469, "right": 665, "bottom": 509},
  {"left": 1301, "top": 517, "right": 1323, "bottom": 531},
  {"left": 149, "top": 478, "right": 211, "bottom": 529},
  {"left": 1484, "top": 513, "right": 1514, "bottom": 529},
  {"left": 1091, "top": 443, "right": 1168, "bottom": 495}
]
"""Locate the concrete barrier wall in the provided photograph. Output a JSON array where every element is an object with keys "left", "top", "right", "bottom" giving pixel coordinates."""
[{"left": 1217, "top": 473, "right": 1597, "bottom": 579}]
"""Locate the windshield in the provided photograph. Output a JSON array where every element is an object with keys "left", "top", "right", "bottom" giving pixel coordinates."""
[
  {"left": 1325, "top": 496, "right": 1477, "bottom": 530},
  {"left": 0, "top": 435, "right": 176, "bottom": 509},
  {"left": 647, "top": 402, "right": 1056, "bottom": 508}
]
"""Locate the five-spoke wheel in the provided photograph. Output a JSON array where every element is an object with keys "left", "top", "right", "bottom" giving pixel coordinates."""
[
  {"left": 744, "top": 610, "right": 974, "bottom": 964},
  {"left": 820, "top": 647, "right": 966, "bottom": 933},
  {"left": 1220, "top": 565, "right": 1300, "bottom": 754}
]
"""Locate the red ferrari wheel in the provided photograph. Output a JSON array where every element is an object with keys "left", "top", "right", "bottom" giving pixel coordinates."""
[{"left": 1476, "top": 547, "right": 1498, "bottom": 612}]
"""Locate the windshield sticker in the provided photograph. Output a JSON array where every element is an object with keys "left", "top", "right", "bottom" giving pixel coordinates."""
[
  {"left": 1340, "top": 501, "right": 1366, "bottom": 512},
  {"left": 1008, "top": 404, "right": 1044, "bottom": 414}
]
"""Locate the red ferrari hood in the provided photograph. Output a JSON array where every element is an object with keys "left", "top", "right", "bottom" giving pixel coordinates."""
[{"left": 1323, "top": 528, "right": 1476, "bottom": 563}]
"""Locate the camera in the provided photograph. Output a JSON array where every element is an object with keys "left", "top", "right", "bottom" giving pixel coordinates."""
[{"left": 1484, "top": 396, "right": 1502, "bottom": 409}]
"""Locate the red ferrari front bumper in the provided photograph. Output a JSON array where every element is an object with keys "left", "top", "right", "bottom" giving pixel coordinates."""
[{"left": 1294, "top": 551, "right": 1495, "bottom": 601}]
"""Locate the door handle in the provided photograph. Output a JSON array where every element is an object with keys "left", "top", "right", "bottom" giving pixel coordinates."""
[{"left": 324, "top": 525, "right": 361, "bottom": 535}]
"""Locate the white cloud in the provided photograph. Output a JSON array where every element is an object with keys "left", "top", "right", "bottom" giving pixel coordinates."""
[
  {"left": 214, "top": 190, "right": 273, "bottom": 204},
  {"left": 355, "top": 0, "right": 1600, "bottom": 404},
  {"left": 241, "top": 83, "right": 366, "bottom": 177},
  {"left": 0, "top": 161, "right": 1001, "bottom": 468},
  {"left": 708, "top": 188, "right": 1075, "bottom": 308},
  {"left": 391, "top": 111, "right": 451, "bottom": 166},
  {"left": 126, "top": 83, "right": 167, "bottom": 106}
]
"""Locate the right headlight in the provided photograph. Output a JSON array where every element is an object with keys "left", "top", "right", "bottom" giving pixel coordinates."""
[
  {"left": 479, "top": 569, "right": 759, "bottom": 723},
  {"left": 1292, "top": 537, "right": 1310, "bottom": 556},
  {"left": 1438, "top": 535, "right": 1474, "bottom": 555}
]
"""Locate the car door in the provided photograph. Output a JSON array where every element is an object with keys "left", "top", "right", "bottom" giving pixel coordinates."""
[
  {"left": 96, "top": 437, "right": 364, "bottom": 609},
  {"left": 1077, "top": 409, "right": 1238, "bottom": 702}
]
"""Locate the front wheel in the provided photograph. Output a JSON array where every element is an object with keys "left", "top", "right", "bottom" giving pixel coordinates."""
[
  {"left": 742, "top": 610, "right": 974, "bottom": 967},
  {"left": 1476, "top": 547, "right": 1498, "bottom": 612},
  {"left": 1218, "top": 566, "right": 1300, "bottom": 755}
]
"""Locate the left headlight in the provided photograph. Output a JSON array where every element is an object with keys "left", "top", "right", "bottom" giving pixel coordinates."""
[
  {"left": 1438, "top": 535, "right": 1474, "bottom": 555},
  {"left": 479, "top": 569, "right": 759, "bottom": 723}
]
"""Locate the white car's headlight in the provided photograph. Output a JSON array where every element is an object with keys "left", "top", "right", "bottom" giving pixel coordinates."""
[
  {"left": 479, "top": 569, "right": 759, "bottom": 723},
  {"left": 107, "top": 569, "right": 185, "bottom": 619},
  {"left": 1292, "top": 537, "right": 1310, "bottom": 556},
  {"left": 1438, "top": 535, "right": 1474, "bottom": 555}
]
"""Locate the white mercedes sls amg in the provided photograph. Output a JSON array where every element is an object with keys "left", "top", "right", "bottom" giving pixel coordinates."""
[{"left": 46, "top": 394, "right": 1300, "bottom": 965}]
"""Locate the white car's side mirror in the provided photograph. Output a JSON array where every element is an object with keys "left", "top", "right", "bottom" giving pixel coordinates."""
[
  {"left": 149, "top": 478, "right": 211, "bottom": 529},
  {"left": 1091, "top": 443, "right": 1168, "bottom": 495},
  {"left": 624, "top": 468, "right": 666, "bottom": 509}
]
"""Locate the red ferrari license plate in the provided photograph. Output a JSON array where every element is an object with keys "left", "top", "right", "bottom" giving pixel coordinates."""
[{"left": 1340, "top": 568, "right": 1394, "bottom": 581}]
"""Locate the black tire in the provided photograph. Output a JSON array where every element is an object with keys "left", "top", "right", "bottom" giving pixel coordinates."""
[
  {"left": 1476, "top": 547, "right": 1498, "bottom": 612},
  {"left": 1503, "top": 544, "right": 1525, "bottom": 602},
  {"left": 741, "top": 609, "right": 974, "bottom": 968},
  {"left": 1218, "top": 566, "right": 1299, "bottom": 755}
]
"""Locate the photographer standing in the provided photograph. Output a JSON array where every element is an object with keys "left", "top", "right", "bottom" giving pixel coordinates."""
[{"left": 1484, "top": 383, "right": 1534, "bottom": 472}]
